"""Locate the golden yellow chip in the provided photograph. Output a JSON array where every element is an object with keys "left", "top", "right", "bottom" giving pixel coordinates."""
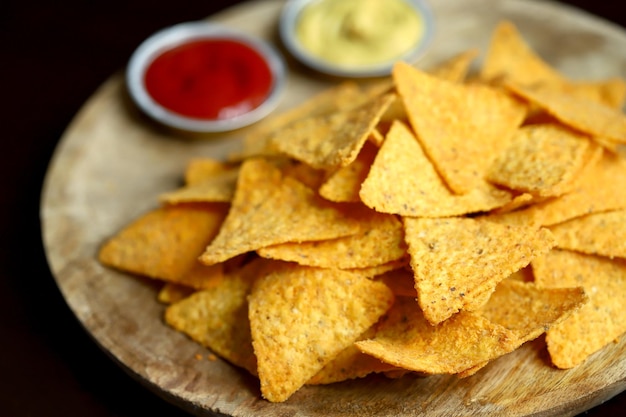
[
  {"left": 249, "top": 262, "right": 394, "bottom": 402},
  {"left": 403, "top": 216, "right": 556, "bottom": 325},
  {"left": 549, "top": 209, "right": 626, "bottom": 258},
  {"left": 269, "top": 93, "right": 395, "bottom": 170},
  {"left": 199, "top": 158, "right": 362, "bottom": 266},
  {"left": 355, "top": 297, "right": 518, "bottom": 375},
  {"left": 558, "top": 78, "right": 626, "bottom": 110},
  {"left": 394, "top": 61, "right": 527, "bottom": 194},
  {"left": 344, "top": 258, "right": 409, "bottom": 279},
  {"left": 257, "top": 206, "right": 405, "bottom": 269},
  {"left": 235, "top": 81, "right": 365, "bottom": 160},
  {"left": 479, "top": 279, "right": 587, "bottom": 342},
  {"left": 490, "top": 148, "right": 626, "bottom": 227},
  {"left": 480, "top": 20, "right": 563, "bottom": 86},
  {"left": 183, "top": 158, "right": 237, "bottom": 185},
  {"left": 429, "top": 48, "right": 479, "bottom": 83},
  {"left": 307, "top": 326, "right": 398, "bottom": 385},
  {"left": 164, "top": 258, "right": 263, "bottom": 375},
  {"left": 531, "top": 249, "right": 626, "bottom": 368},
  {"left": 359, "top": 120, "right": 513, "bottom": 217},
  {"left": 159, "top": 168, "right": 239, "bottom": 204},
  {"left": 318, "top": 140, "right": 378, "bottom": 203},
  {"left": 98, "top": 203, "right": 228, "bottom": 284},
  {"left": 506, "top": 82, "right": 626, "bottom": 144},
  {"left": 488, "top": 192, "right": 537, "bottom": 215},
  {"left": 487, "top": 123, "right": 591, "bottom": 197}
]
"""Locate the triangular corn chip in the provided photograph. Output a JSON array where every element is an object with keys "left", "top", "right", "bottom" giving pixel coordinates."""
[
  {"left": 249, "top": 262, "right": 394, "bottom": 402},
  {"left": 490, "top": 149, "right": 626, "bottom": 227},
  {"left": 164, "top": 259, "right": 264, "bottom": 374},
  {"left": 394, "top": 61, "right": 526, "bottom": 194},
  {"left": 549, "top": 209, "right": 626, "bottom": 258},
  {"left": 481, "top": 21, "right": 626, "bottom": 109},
  {"left": 318, "top": 140, "right": 378, "bottom": 203},
  {"left": 98, "top": 203, "right": 228, "bottom": 284},
  {"left": 270, "top": 93, "right": 395, "bottom": 169},
  {"left": 487, "top": 123, "right": 591, "bottom": 197},
  {"left": 159, "top": 167, "right": 239, "bottom": 204},
  {"left": 479, "top": 279, "right": 587, "bottom": 342},
  {"left": 532, "top": 249, "right": 626, "bottom": 368},
  {"left": 429, "top": 48, "right": 479, "bottom": 83},
  {"left": 235, "top": 81, "right": 364, "bottom": 160},
  {"left": 403, "top": 216, "right": 556, "bottom": 324},
  {"left": 506, "top": 82, "right": 626, "bottom": 144},
  {"left": 183, "top": 158, "right": 237, "bottom": 185},
  {"left": 355, "top": 297, "right": 518, "bottom": 375},
  {"left": 199, "top": 158, "right": 361, "bottom": 265},
  {"left": 480, "top": 20, "right": 563, "bottom": 86},
  {"left": 359, "top": 120, "right": 513, "bottom": 217},
  {"left": 257, "top": 206, "right": 406, "bottom": 269},
  {"left": 307, "top": 326, "right": 398, "bottom": 385}
]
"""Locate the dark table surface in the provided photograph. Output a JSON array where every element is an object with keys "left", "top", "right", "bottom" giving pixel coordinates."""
[{"left": 2, "top": 0, "right": 625, "bottom": 416}]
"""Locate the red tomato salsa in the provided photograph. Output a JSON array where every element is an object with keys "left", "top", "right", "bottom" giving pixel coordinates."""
[{"left": 144, "top": 38, "right": 274, "bottom": 120}]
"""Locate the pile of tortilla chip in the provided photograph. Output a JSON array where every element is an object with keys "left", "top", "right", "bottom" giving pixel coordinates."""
[{"left": 98, "top": 20, "right": 626, "bottom": 403}]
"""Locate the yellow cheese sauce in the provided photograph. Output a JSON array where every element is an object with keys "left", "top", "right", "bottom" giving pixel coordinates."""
[{"left": 295, "top": 0, "right": 425, "bottom": 69}]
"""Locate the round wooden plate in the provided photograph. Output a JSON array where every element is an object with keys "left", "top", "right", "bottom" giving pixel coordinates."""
[{"left": 41, "top": 0, "right": 626, "bottom": 415}]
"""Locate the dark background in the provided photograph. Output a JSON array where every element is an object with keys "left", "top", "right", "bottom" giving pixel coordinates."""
[{"left": 1, "top": 1, "right": 625, "bottom": 416}]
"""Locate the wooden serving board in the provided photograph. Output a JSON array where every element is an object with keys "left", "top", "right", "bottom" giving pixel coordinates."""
[{"left": 41, "top": 0, "right": 626, "bottom": 415}]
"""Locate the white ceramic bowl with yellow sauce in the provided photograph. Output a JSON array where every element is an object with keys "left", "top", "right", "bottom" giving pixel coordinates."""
[{"left": 279, "top": 0, "right": 435, "bottom": 78}]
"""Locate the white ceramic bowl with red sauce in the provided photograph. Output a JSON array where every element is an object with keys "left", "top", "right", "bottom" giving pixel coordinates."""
[{"left": 126, "top": 21, "right": 286, "bottom": 133}]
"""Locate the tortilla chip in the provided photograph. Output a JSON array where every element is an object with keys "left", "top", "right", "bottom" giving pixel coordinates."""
[
  {"left": 549, "top": 209, "right": 626, "bottom": 258},
  {"left": 235, "top": 82, "right": 365, "bottom": 160},
  {"left": 199, "top": 158, "right": 362, "bottom": 266},
  {"left": 359, "top": 120, "right": 513, "bottom": 217},
  {"left": 487, "top": 123, "right": 591, "bottom": 197},
  {"left": 345, "top": 258, "right": 409, "bottom": 279},
  {"left": 249, "top": 262, "right": 394, "bottom": 402},
  {"left": 506, "top": 82, "right": 626, "bottom": 144},
  {"left": 488, "top": 192, "right": 537, "bottom": 215},
  {"left": 257, "top": 206, "right": 406, "bottom": 269},
  {"left": 318, "top": 140, "right": 378, "bottom": 203},
  {"left": 394, "top": 61, "right": 527, "bottom": 194},
  {"left": 159, "top": 167, "right": 239, "bottom": 204},
  {"left": 480, "top": 20, "right": 563, "bottom": 86},
  {"left": 164, "top": 258, "right": 264, "bottom": 374},
  {"left": 403, "top": 216, "right": 556, "bottom": 324},
  {"left": 490, "top": 148, "right": 626, "bottom": 227},
  {"left": 98, "top": 203, "right": 228, "bottom": 284},
  {"left": 270, "top": 93, "right": 396, "bottom": 170},
  {"left": 479, "top": 279, "right": 587, "bottom": 342},
  {"left": 355, "top": 297, "right": 518, "bottom": 375},
  {"left": 559, "top": 78, "right": 626, "bottom": 110},
  {"left": 307, "top": 326, "right": 398, "bottom": 385},
  {"left": 429, "top": 48, "right": 479, "bottom": 83},
  {"left": 531, "top": 249, "right": 626, "bottom": 368},
  {"left": 183, "top": 158, "right": 237, "bottom": 185}
]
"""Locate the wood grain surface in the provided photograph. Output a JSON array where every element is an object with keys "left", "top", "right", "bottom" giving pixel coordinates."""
[{"left": 41, "top": 0, "right": 626, "bottom": 416}]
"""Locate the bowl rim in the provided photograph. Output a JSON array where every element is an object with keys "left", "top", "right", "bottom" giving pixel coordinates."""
[
  {"left": 126, "top": 21, "right": 287, "bottom": 133},
  {"left": 279, "top": 0, "right": 436, "bottom": 78}
]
